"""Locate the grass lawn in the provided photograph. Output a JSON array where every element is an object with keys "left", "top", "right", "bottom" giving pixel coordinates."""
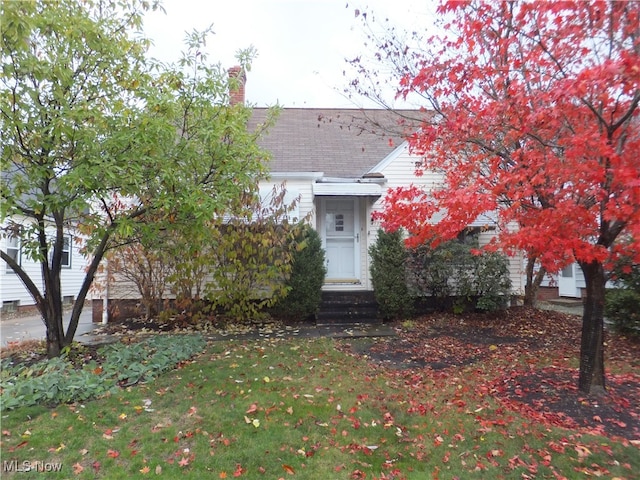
[{"left": 1, "top": 310, "right": 639, "bottom": 479}]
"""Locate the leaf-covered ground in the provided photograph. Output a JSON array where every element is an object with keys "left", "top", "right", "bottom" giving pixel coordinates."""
[
  {"left": 5, "top": 307, "right": 638, "bottom": 443},
  {"left": 2, "top": 307, "right": 639, "bottom": 479},
  {"left": 340, "top": 307, "right": 640, "bottom": 442}
]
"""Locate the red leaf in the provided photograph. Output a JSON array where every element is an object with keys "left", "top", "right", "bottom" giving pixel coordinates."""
[{"left": 233, "top": 463, "right": 245, "bottom": 477}]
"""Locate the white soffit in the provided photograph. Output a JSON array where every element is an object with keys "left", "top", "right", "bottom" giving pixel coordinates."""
[{"left": 312, "top": 183, "right": 382, "bottom": 197}]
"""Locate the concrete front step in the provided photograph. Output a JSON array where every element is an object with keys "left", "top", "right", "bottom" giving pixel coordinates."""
[{"left": 317, "top": 291, "right": 380, "bottom": 325}]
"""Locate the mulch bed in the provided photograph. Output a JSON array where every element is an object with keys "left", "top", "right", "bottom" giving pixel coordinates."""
[{"left": 341, "top": 307, "right": 640, "bottom": 442}]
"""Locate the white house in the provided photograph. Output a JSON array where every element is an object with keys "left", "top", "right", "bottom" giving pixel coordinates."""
[{"left": 251, "top": 107, "right": 527, "bottom": 295}]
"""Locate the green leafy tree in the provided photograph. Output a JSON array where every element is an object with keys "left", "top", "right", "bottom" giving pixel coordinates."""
[{"left": 0, "top": 0, "right": 271, "bottom": 356}]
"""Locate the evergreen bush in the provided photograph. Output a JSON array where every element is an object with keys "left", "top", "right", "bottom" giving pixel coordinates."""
[
  {"left": 274, "top": 225, "right": 326, "bottom": 320},
  {"left": 369, "top": 229, "right": 414, "bottom": 319},
  {"left": 605, "top": 264, "right": 640, "bottom": 335}
]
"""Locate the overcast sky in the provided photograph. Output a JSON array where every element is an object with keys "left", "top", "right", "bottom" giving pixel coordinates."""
[{"left": 142, "top": 0, "right": 435, "bottom": 108}]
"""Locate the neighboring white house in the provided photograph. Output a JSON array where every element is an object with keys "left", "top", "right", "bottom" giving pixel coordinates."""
[{"left": 0, "top": 218, "right": 90, "bottom": 314}]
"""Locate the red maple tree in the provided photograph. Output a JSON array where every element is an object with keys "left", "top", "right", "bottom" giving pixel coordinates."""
[{"left": 374, "top": 0, "right": 640, "bottom": 394}]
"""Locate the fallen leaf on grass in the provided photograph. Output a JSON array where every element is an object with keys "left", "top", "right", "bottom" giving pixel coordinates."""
[
  {"left": 72, "top": 463, "right": 84, "bottom": 474},
  {"left": 48, "top": 443, "right": 66, "bottom": 452},
  {"left": 574, "top": 444, "right": 591, "bottom": 458},
  {"left": 283, "top": 463, "right": 295, "bottom": 474},
  {"left": 107, "top": 449, "right": 120, "bottom": 458},
  {"left": 233, "top": 463, "right": 245, "bottom": 477},
  {"left": 9, "top": 441, "right": 28, "bottom": 452}
]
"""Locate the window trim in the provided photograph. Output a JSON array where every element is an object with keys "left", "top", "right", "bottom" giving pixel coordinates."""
[
  {"left": 5, "top": 235, "right": 21, "bottom": 273},
  {"left": 47, "top": 234, "right": 72, "bottom": 269},
  {"left": 61, "top": 235, "right": 72, "bottom": 269}
]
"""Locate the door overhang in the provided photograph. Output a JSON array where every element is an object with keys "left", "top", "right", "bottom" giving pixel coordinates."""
[{"left": 313, "top": 183, "right": 382, "bottom": 197}]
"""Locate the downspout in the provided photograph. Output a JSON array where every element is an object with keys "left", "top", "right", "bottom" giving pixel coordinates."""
[{"left": 102, "top": 257, "right": 109, "bottom": 325}]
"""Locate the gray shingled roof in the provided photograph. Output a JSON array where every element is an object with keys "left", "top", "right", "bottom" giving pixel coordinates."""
[{"left": 249, "top": 108, "right": 421, "bottom": 178}]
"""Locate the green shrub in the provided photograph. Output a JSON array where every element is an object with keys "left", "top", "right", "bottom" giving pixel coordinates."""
[
  {"left": 471, "top": 250, "right": 513, "bottom": 311},
  {"left": 605, "top": 289, "right": 640, "bottom": 335},
  {"left": 274, "top": 225, "right": 326, "bottom": 320},
  {"left": 605, "top": 262, "right": 640, "bottom": 336},
  {"left": 369, "top": 229, "right": 414, "bottom": 320},
  {"left": 407, "top": 241, "right": 466, "bottom": 309},
  {"left": 408, "top": 240, "right": 511, "bottom": 312}
]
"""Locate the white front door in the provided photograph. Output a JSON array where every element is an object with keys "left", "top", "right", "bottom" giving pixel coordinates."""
[
  {"left": 322, "top": 198, "right": 360, "bottom": 282},
  {"left": 558, "top": 263, "right": 580, "bottom": 297}
]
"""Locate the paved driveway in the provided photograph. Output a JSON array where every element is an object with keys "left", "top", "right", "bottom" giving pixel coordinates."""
[{"left": 0, "top": 308, "right": 98, "bottom": 347}]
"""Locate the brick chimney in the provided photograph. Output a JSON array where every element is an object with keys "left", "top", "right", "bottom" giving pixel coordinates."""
[{"left": 228, "top": 65, "right": 246, "bottom": 106}]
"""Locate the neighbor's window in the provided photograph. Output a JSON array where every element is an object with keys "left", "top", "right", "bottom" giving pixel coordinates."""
[
  {"left": 5, "top": 235, "right": 20, "bottom": 273},
  {"left": 61, "top": 235, "right": 71, "bottom": 268}
]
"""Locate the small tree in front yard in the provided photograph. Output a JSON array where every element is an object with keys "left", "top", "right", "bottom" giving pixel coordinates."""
[
  {"left": 203, "top": 184, "right": 303, "bottom": 322},
  {"left": 0, "top": 0, "right": 272, "bottom": 357},
  {"left": 370, "top": 0, "right": 640, "bottom": 394}
]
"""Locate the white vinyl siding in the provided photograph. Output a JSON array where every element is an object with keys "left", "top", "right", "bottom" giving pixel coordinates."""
[{"left": 365, "top": 143, "right": 523, "bottom": 295}]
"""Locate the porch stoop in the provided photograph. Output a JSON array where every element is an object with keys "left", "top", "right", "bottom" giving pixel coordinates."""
[{"left": 316, "top": 291, "right": 380, "bottom": 326}]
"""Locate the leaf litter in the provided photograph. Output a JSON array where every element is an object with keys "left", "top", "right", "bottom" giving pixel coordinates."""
[{"left": 340, "top": 307, "right": 640, "bottom": 441}]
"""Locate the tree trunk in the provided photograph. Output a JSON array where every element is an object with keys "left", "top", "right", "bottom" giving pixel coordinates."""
[
  {"left": 43, "top": 294, "right": 64, "bottom": 358},
  {"left": 523, "top": 256, "right": 546, "bottom": 307},
  {"left": 577, "top": 260, "right": 607, "bottom": 395}
]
